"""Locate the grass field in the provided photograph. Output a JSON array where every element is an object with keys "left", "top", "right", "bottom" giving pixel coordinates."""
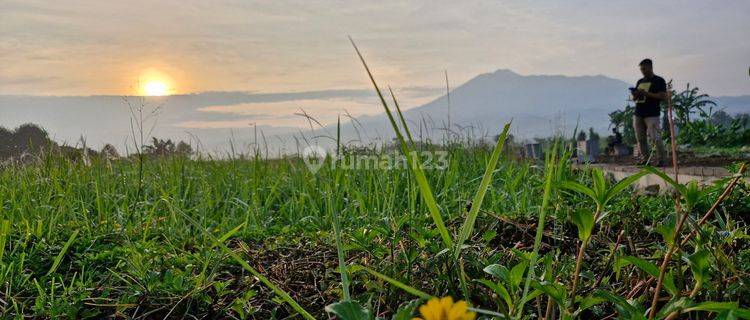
[
  {"left": 0, "top": 140, "right": 748, "bottom": 319},
  {"left": 1, "top": 46, "right": 748, "bottom": 320}
]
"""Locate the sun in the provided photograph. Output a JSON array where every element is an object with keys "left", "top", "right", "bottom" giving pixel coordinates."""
[{"left": 143, "top": 80, "right": 169, "bottom": 96}]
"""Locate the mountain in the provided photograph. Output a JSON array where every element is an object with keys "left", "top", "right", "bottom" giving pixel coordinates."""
[
  {"left": 713, "top": 95, "right": 750, "bottom": 114},
  {"left": 2, "top": 70, "right": 748, "bottom": 154},
  {"left": 344, "top": 70, "right": 750, "bottom": 143},
  {"left": 349, "top": 69, "right": 633, "bottom": 141}
]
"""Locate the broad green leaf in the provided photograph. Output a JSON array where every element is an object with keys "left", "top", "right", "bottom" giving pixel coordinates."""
[
  {"left": 617, "top": 256, "right": 678, "bottom": 296},
  {"left": 392, "top": 300, "right": 421, "bottom": 320},
  {"left": 570, "top": 208, "right": 595, "bottom": 242},
  {"left": 532, "top": 280, "right": 567, "bottom": 308},
  {"left": 618, "top": 256, "right": 658, "bottom": 276},
  {"left": 510, "top": 261, "right": 528, "bottom": 289},
  {"left": 576, "top": 295, "right": 607, "bottom": 313},
  {"left": 592, "top": 169, "right": 607, "bottom": 202},
  {"left": 593, "top": 290, "right": 647, "bottom": 320},
  {"left": 644, "top": 166, "right": 686, "bottom": 195},
  {"left": 656, "top": 297, "right": 693, "bottom": 318},
  {"left": 685, "top": 301, "right": 739, "bottom": 313},
  {"left": 683, "top": 249, "right": 710, "bottom": 285},
  {"left": 475, "top": 279, "right": 512, "bottom": 311},
  {"left": 482, "top": 230, "right": 497, "bottom": 242},
  {"left": 559, "top": 181, "right": 597, "bottom": 203},
  {"left": 654, "top": 214, "right": 677, "bottom": 246},
  {"left": 717, "top": 309, "right": 739, "bottom": 320},
  {"left": 325, "top": 301, "right": 373, "bottom": 320},
  {"left": 520, "top": 289, "right": 543, "bottom": 305},
  {"left": 733, "top": 308, "right": 750, "bottom": 319},
  {"left": 604, "top": 170, "right": 647, "bottom": 205},
  {"left": 683, "top": 180, "right": 703, "bottom": 211},
  {"left": 483, "top": 264, "right": 511, "bottom": 283}
]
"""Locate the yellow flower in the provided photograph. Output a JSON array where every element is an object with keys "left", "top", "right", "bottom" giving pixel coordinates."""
[{"left": 412, "top": 297, "right": 476, "bottom": 320}]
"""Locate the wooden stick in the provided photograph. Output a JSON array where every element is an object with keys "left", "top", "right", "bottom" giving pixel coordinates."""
[
  {"left": 666, "top": 85, "right": 679, "bottom": 183},
  {"left": 649, "top": 86, "right": 682, "bottom": 320}
]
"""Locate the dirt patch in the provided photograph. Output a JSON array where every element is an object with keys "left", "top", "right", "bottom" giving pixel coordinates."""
[
  {"left": 211, "top": 216, "right": 663, "bottom": 318},
  {"left": 598, "top": 151, "right": 745, "bottom": 167}
]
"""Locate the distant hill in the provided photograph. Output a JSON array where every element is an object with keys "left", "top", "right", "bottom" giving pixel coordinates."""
[
  {"left": 713, "top": 95, "right": 750, "bottom": 114},
  {"left": 2, "top": 71, "right": 748, "bottom": 153},
  {"left": 341, "top": 70, "right": 750, "bottom": 142},
  {"left": 349, "top": 69, "right": 633, "bottom": 141}
]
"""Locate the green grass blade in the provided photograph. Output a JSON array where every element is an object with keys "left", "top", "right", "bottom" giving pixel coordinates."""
[
  {"left": 559, "top": 180, "right": 597, "bottom": 202},
  {"left": 181, "top": 214, "right": 316, "bottom": 320},
  {"left": 217, "top": 222, "right": 246, "bottom": 244},
  {"left": 47, "top": 230, "right": 79, "bottom": 276},
  {"left": 604, "top": 169, "right": 647, "bottom": 205},
  {"left": 517, "top": 142, "right": 558, "bottom": 319},
  {"left": 644, "top": 166, "right": 686, "bottom": 195},
  {"left": 336, "top": 115, "right": 341, "bottom": 155},
  {"left": 0, "top": 220, "right": 11, "bottom": 263},
  {"left": 354, "top": 264, "right": 433, "bottom": 299},
  {"left": 331, "top": 209, "right": 351, "bottom": 300},
  {"left": 350, "top": 37, "right": 453, "bottom": 248},
  {"left": 389, "top": 86, "right": 415, "bottom": 145},
  {"left": 454, "top": 122, "right": 511, "bottom": 259}
]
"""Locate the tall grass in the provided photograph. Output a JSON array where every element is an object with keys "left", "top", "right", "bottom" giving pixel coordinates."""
[{"left": 1, "top": 49, "right": 747, "bottom": 318}]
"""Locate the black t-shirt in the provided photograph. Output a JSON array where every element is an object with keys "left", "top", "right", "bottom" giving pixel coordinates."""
[{"left": 633, "top": 75, "right": 666, "bottom": 117}]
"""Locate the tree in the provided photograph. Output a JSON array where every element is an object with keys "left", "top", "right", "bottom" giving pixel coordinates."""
[
  {"left": 175, "top": 141, "right": 193, "bottom": 156},
  {"left": 142, "top": 137, "right": 192, "bottom": 157},
  {"left": 608, "top": 105, "right": 636, "bottom": 145},
  {"left": 143, "top": 137, "right": 175, "bottom": 156},
  {"left": 670, "top": 84, "right": 717, "bottom": 138},
  {"left": 588, "top": 127, "right": 600, "bottom": 141},
  {"left": 12, "top": 123, "right": 49, "bottom": 154},
  {"left": 711, "top": 110, "right": 734, "bottom": 127},
  {"left": 0, "top": 127, "right": 13, "bottom": 158}
]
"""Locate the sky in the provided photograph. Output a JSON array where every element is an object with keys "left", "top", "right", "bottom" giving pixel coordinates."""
[
  {"left": 1, "top": 0, "right": 749, "bottom": 150},
  {"left": 2, "top": 0, "right": 749, "bottom": 96}
]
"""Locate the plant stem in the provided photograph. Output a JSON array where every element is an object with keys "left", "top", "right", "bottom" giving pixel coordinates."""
[
  {"left": 680, "top": 162, "right": 747, "bottom": 246},
  {"left": 593, "top": 229, "right": 625, "bottom": 289},
  {"left": 516, "top": 144, "right": 557, "bottom": 320},
  {"left": 569, "top": 206, "right": 601, "bottom": 303},
  {"left": 543, "top": 295, "right": 554, "bottom": 320},
  {"left": 666, "top": 85, "right": 679, "bottom": 183},
  {"left": 649, "top": 86, "right": 682, "bottom": 320}
]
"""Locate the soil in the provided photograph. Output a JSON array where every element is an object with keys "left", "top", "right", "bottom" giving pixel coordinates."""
[
  {"left": 213, "top": 216, "right": 667, "bottom": 319},
  {"left": 598, "top": 150, "right": 747, "bottom": 167}
]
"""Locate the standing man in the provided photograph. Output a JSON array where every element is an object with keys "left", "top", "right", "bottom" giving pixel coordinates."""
[{"left": 632, "top": 58, "right": 667, "bottom": 166}]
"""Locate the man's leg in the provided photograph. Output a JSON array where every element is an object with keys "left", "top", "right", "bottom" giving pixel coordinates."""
[
  {"left": 632, "top": 115, "right": 649, "bottom": 161},
  {"left": 644, "top": 116, "right": 667, "bottom": 163}
]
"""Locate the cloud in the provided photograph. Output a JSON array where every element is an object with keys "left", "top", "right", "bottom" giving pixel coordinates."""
[
  {"left": 0, "top": 75, "right": 60, "bottom": 86},
  {"left": 186, "top": 87, "right": 440, "bottom": 128},
  {"left": 0, "top": 86, "right": 442, "bottom": 150},
  {"left": 3, "top": 1, "right": 748, "bottom": 96}
]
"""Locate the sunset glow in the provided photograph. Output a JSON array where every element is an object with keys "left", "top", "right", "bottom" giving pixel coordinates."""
[{"left": 143, "top": 80, "right": 169, "bottom": 96}]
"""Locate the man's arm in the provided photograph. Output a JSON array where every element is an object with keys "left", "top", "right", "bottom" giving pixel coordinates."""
[
  {"left": 637, "top": 78, "right": 667, "bottom": 100},
  {"left": 641, "top": 90, "right": 666, "bottom": 100}
]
